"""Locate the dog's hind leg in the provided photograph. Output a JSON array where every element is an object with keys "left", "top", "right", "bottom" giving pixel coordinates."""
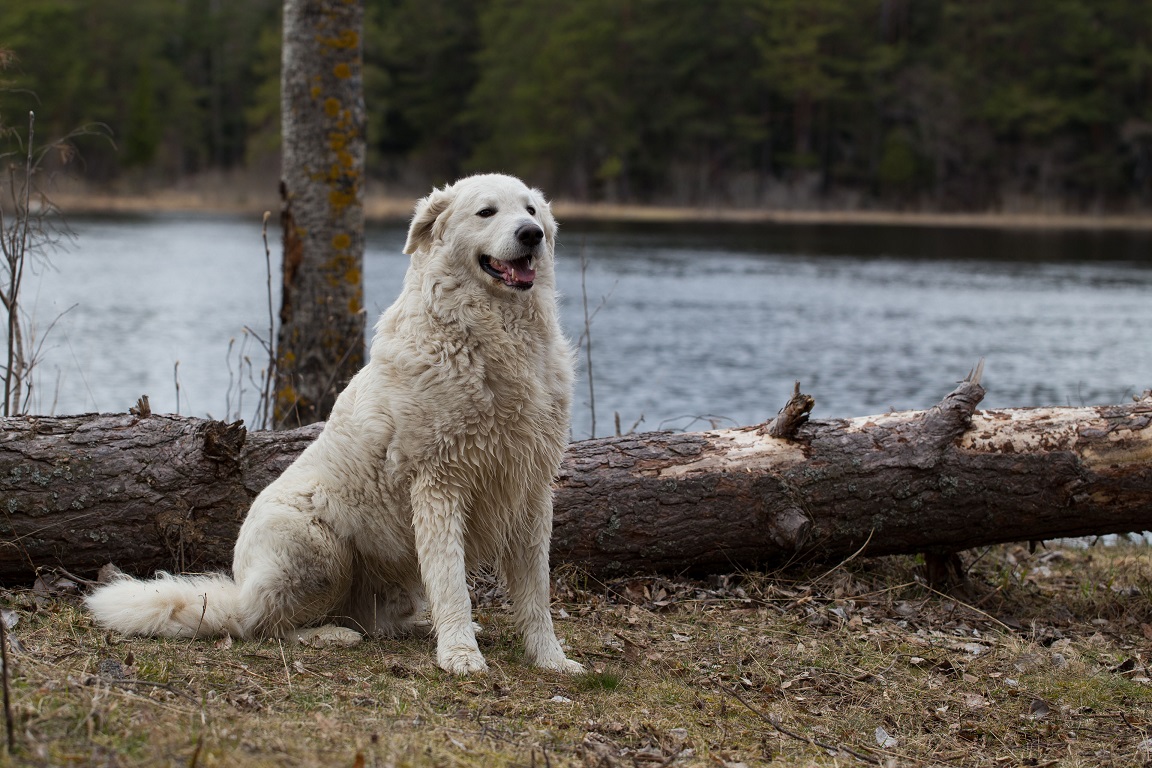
[
  {"left": 232, "top": 504, "right": 356, "bottom": 642},
  {"left": 500, "top": 492, "right": 584, "bottom": 673},
  {"left": 411, "top": 479, "right": 487, "bottom": 675}
]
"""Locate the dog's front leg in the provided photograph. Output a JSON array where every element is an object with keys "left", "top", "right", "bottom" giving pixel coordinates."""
[
  {"left": 411, "top": 481, "right": 487, "bottom": 675},
  {"left": 501, "top": 492, "right": 585, "bottom": 674}
]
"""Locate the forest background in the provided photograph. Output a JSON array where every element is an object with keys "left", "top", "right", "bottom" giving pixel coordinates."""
[{"left": 1, "top": 0, "right": 1151, "bottom": 213}]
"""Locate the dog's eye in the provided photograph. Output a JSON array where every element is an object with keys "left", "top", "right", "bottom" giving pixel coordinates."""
[
  {"left": 526, "top": 205, "right": 536, "bottom": 216},
  {"left": 476, "top": 208, "right": 496, "bottom": 218}
]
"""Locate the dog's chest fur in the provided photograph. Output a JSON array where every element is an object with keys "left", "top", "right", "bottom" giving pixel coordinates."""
[
  {"left": 309, "top": 283, "right": 570, "bottom": 567},
  {"left": 411, "top": 311, "right": 568, "bottom": 493}
]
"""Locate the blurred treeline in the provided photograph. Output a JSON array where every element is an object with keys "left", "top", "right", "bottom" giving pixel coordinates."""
[{"left": 1, "top": 0, "right": 1150, "bottom": 210}]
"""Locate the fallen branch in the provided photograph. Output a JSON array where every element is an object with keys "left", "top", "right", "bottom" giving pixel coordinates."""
[{"left": 2, "top": 371, "right": 1152, "bottom": 583}]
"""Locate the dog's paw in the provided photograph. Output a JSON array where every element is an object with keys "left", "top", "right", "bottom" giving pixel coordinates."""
[
  {"left": 535, "top": 655, "right": 585, "bottom": 674},
  {"left": 438, "top": 645, "right": 489, "bottom": 676},
  {"left": 293, "top": 625, "right": 363, "bottom": 648}
]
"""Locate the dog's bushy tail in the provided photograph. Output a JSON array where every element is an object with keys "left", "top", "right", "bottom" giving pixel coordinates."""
[{"left": 85, "top": 572, "right": 249, "bottom": 639}]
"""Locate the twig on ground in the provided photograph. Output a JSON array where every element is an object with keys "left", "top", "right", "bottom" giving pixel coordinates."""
[
  {"left": 921, "top": 583, "right": 1014, "bottom": 632},
  {"left": 44, "top": 566, "right": 99, "bottom": 588},
  {"left": 723, "top": 685, "right": 880, "bottom": 765},
  {"left": 808, "top": 528, "right": 876, "bottom": 585},
  {"left": 92, "top": 677, "right": 201, "bottom": 707},
  {"left": 278, "top": 639, "right": 292, "bottom": 690},
  {"left": 0, "top": 601, "right": 14, "bottom": 754},
  {"left": 187, "top": 594, "right": 208, "bottom": 649}
]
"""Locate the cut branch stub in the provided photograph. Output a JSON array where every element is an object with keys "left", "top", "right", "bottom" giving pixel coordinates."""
[
  {"left": 912, "top": 361, "right": 987, "bottom": 587},
  {"left": 201, "top": 420, "right": 246, "bottom": 463},
  {"left": 765, "top": 381, "right": 815, "bottom": 440},
  {"left": 916, "top": 360, "right": 986, "bottom": 452}
]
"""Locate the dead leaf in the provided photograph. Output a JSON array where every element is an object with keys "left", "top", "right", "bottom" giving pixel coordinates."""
[
  {"left": 960, "top": 692, "right": 988, "bottom": 710},
  {"left": 894, "top": 601, "right": 919, "bottom": 618},
  {"left": 581, "top": 732, "right": 621, "bottom": 768},
  {"left": 613, "top": 631, "right": 646, "bottom": 664},
  {"left": 1026, "top": 698, "right": 1051, "bottom": 719},
  {"left": 97, "top": 563, "right": 126, "bottom": 584},
  {"left": 33, "top": 573, "right": 78, "bottom": 596},
  {"left": 1013, "top": 653, "right": 1044, "bottom": 672},
  {"left": 632, "top": 745, "right": 666, "bottom": 765},
  {"left": 875, "top": 725, "right": 899, "bottom": 748},
  {"left": 1111, "top": 657, "right": 1137, "bottom": 675},
  {"left": 228, "top": 691, "right": 262, "bottom": 711},
  {"left": 953, "top": 642, "right": 990, "bottom": 656}
]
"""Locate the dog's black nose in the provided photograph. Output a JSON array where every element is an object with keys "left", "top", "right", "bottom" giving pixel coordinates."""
[{"left": 517, "top": 223, "right": 544, "bottom": 247}]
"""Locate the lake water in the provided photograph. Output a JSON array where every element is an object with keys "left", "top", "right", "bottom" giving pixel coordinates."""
[{"left": 20, "top": 213, "right": 1152, "bottom": 440}]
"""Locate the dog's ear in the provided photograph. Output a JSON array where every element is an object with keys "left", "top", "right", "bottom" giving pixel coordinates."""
[{"left": 404, "top": 185, "right": 454, "bottom": 254}]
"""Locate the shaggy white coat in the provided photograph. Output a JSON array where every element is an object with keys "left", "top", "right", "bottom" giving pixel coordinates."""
[{"left": 85, "top": 174, "right": 582, "bottom": 675}]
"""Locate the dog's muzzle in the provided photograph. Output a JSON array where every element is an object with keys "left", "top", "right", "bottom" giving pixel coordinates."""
[
  {"left": 480, "top": 254, "right": 536, "bottom": 290},
  {"left": 480, "top": 223, "right": 543, "bottom": 290}
]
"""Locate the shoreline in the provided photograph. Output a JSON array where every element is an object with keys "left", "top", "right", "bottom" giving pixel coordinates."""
[{"left": 48, "top": 189, "right": 1152, "bottom": 232}]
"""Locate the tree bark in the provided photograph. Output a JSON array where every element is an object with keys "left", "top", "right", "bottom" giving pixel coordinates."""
[
  {"left": 276, "top": 0, "right": 367, "bottom": 428},
  {"left": 2, "top": 377, "right": 1151, "bottom": 584}
]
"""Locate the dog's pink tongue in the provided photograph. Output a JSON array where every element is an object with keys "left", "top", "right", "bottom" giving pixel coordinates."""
[{"left": 508, "top": 258, "right": 535, "bottom": 284}]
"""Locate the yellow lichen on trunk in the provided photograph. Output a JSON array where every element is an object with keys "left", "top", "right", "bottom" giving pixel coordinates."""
[{"left": 275, "top": 0, "right": 366, "bottom": 428}]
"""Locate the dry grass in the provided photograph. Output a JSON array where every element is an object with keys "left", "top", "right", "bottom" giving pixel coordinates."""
[{"left": 2, "top": 542, "right": 1152, "bottom": 767}]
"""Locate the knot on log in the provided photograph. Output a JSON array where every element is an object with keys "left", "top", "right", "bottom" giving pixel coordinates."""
[
  {"left": 201, "top": 420, "right": 247, "bottom": 463},
  {"left": 768, "top": 506, "right": 811, "bottom": 551}
]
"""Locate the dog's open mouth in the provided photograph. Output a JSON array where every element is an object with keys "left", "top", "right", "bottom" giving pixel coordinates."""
[{"left": 480, "top": 254, "right": 535, "bottom": 290}]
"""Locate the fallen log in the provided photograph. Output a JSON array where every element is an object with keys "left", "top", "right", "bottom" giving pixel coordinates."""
[{"left": 2, "top": 372, "right": 1151, "bottom": 583}]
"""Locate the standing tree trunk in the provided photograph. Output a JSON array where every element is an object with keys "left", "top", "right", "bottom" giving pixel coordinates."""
[{"left": 276, "top": 0, "right": 367, "bottom": 428}]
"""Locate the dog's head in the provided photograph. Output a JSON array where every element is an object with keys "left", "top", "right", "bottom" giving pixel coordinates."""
[{"left": 404, "top": 174, "right": 558, "bottom": 297}]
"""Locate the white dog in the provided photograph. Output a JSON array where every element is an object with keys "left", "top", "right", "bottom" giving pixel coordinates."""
[{"left": 86, "top": 173, "right": 582, "bottom": 675}]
